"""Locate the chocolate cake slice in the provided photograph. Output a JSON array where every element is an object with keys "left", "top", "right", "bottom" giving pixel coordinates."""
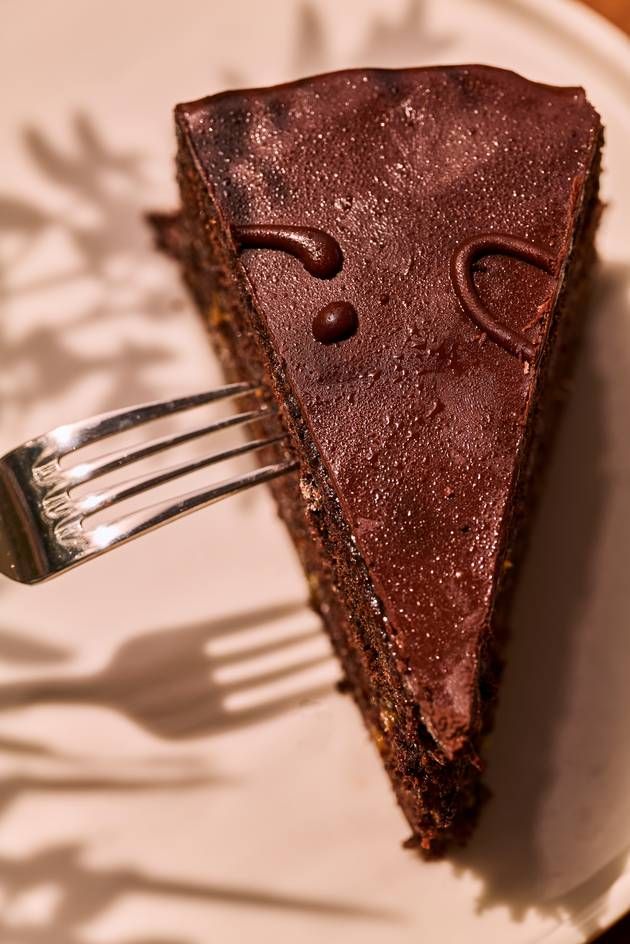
[{"left": 153, "top": 65, "right": 603, "bottom": 852}]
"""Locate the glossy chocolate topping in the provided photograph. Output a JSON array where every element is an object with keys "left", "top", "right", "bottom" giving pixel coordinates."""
[
  {"left": 177, "top": 66, "right": 601, "bottom": 753},
  {"left": 312, "top": 301, "right": 358, "bottom": 344},
  {"left": 233, "top": 224, "right": 343, "bottom": 278},
  {"left": 451, "top": 234, "right": 557, "bottom": 361}
]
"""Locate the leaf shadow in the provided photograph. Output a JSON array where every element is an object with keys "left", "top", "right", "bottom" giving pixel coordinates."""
[
  {"left": 217, "top": 0, "right": 454, "bottom": 92},
  {"left": 0, "top": 113, "right": 181, "bottom": 423},
  {"left": 290, "top": 0, "right": 453, "bottom": 75},
  {"left": 0, "top": 839, "right": 397, "bottom": 944}
]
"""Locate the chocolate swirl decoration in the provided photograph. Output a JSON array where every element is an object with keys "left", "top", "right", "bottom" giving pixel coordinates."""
[
  {"left": 450, "top": 234, "right": 557, "bottom": 362},
  {"left": 232, "top": 224, "right": 343, "bottom": 279}
]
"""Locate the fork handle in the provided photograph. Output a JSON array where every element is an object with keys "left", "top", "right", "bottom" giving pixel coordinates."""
[{"left": 0, "top": 675, "right": 93, "bottom": 710}]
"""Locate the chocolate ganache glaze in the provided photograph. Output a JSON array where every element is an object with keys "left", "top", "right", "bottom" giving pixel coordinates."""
[{"left": 176, "top": 66, "right": 601, "bottom": 755}]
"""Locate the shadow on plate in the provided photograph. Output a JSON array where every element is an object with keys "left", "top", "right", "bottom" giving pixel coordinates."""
[
  {"left": 0, "top": 840, "right": 396, "bottom": 944},
  {"left": 456, "top": 261, "right": 630, "bottom": 938},
  {"left": 0, "top": 95, "right": 380, "bottom": 944},
  {"left": 4, "top": 7, "right": 627, "bottom": 938},
  {"left": 220, "top": 0, "right": 453, "bottom": 89},
  {"left": 0, "top": 115, "right": 181, "bottom": 422},
  {"left": 0, "top": 601, "right": 355, "bottom": 944},
  {"left": 0, "top": 601, "right": 333, "bottom": 739},
  {"left": 289, "top": 0, "right": 453, "bottom": 75}
]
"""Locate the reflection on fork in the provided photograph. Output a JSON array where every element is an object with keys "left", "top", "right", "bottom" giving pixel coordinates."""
[{"left": 0, "top": 602, "right": 334, "bottom": 739}]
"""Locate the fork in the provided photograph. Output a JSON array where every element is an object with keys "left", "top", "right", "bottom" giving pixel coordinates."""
[{"left": 0, "top": 383, "right": 296, "bottom": 585}]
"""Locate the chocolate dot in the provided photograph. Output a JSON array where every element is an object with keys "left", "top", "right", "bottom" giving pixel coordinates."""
[{"left": 312, "top": 301, "right": 358, "bottom": 345}]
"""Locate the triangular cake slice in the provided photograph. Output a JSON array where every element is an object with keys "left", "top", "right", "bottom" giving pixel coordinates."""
[{"left": 154, "top": 66, "right": 602, "bottom": 852}]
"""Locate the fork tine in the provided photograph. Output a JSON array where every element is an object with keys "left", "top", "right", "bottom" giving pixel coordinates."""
[
  {"left": 48, "top": 383, "right": 257, "bottom": 457},
  {"left": 64, "top": 406, "right": 276, "bottom": 488},
  {"left": 74, "top": 433, "right": 286, "bottom": 519},
  {"left": 85, "top": 459, "right": 298, "bottom": 554},
  {"left": 0, "top": 383, "right": 299, "bottom": 584}
]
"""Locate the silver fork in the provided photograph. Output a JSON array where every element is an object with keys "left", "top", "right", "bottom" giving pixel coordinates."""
[{"left": 0, "top": 383, "right": 296, "bottom": 585}]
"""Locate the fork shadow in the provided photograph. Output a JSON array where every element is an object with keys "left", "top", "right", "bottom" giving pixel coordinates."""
[
  {"left": 0, "top": 627, "right": 70, "bottom": 665},
  {"left": 0, "top": 601, "right": 333, "bottom": 740},
  {"left": 0, "top": 599, "right": 356, "bottom": 943},
  {"left": 456, "top": 262, "right": 630, "bottom": 936}
]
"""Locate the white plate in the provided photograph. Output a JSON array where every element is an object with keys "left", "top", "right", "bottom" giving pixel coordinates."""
[{"left": 1, "top": 1, "right": 629, "bottom": 941}]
